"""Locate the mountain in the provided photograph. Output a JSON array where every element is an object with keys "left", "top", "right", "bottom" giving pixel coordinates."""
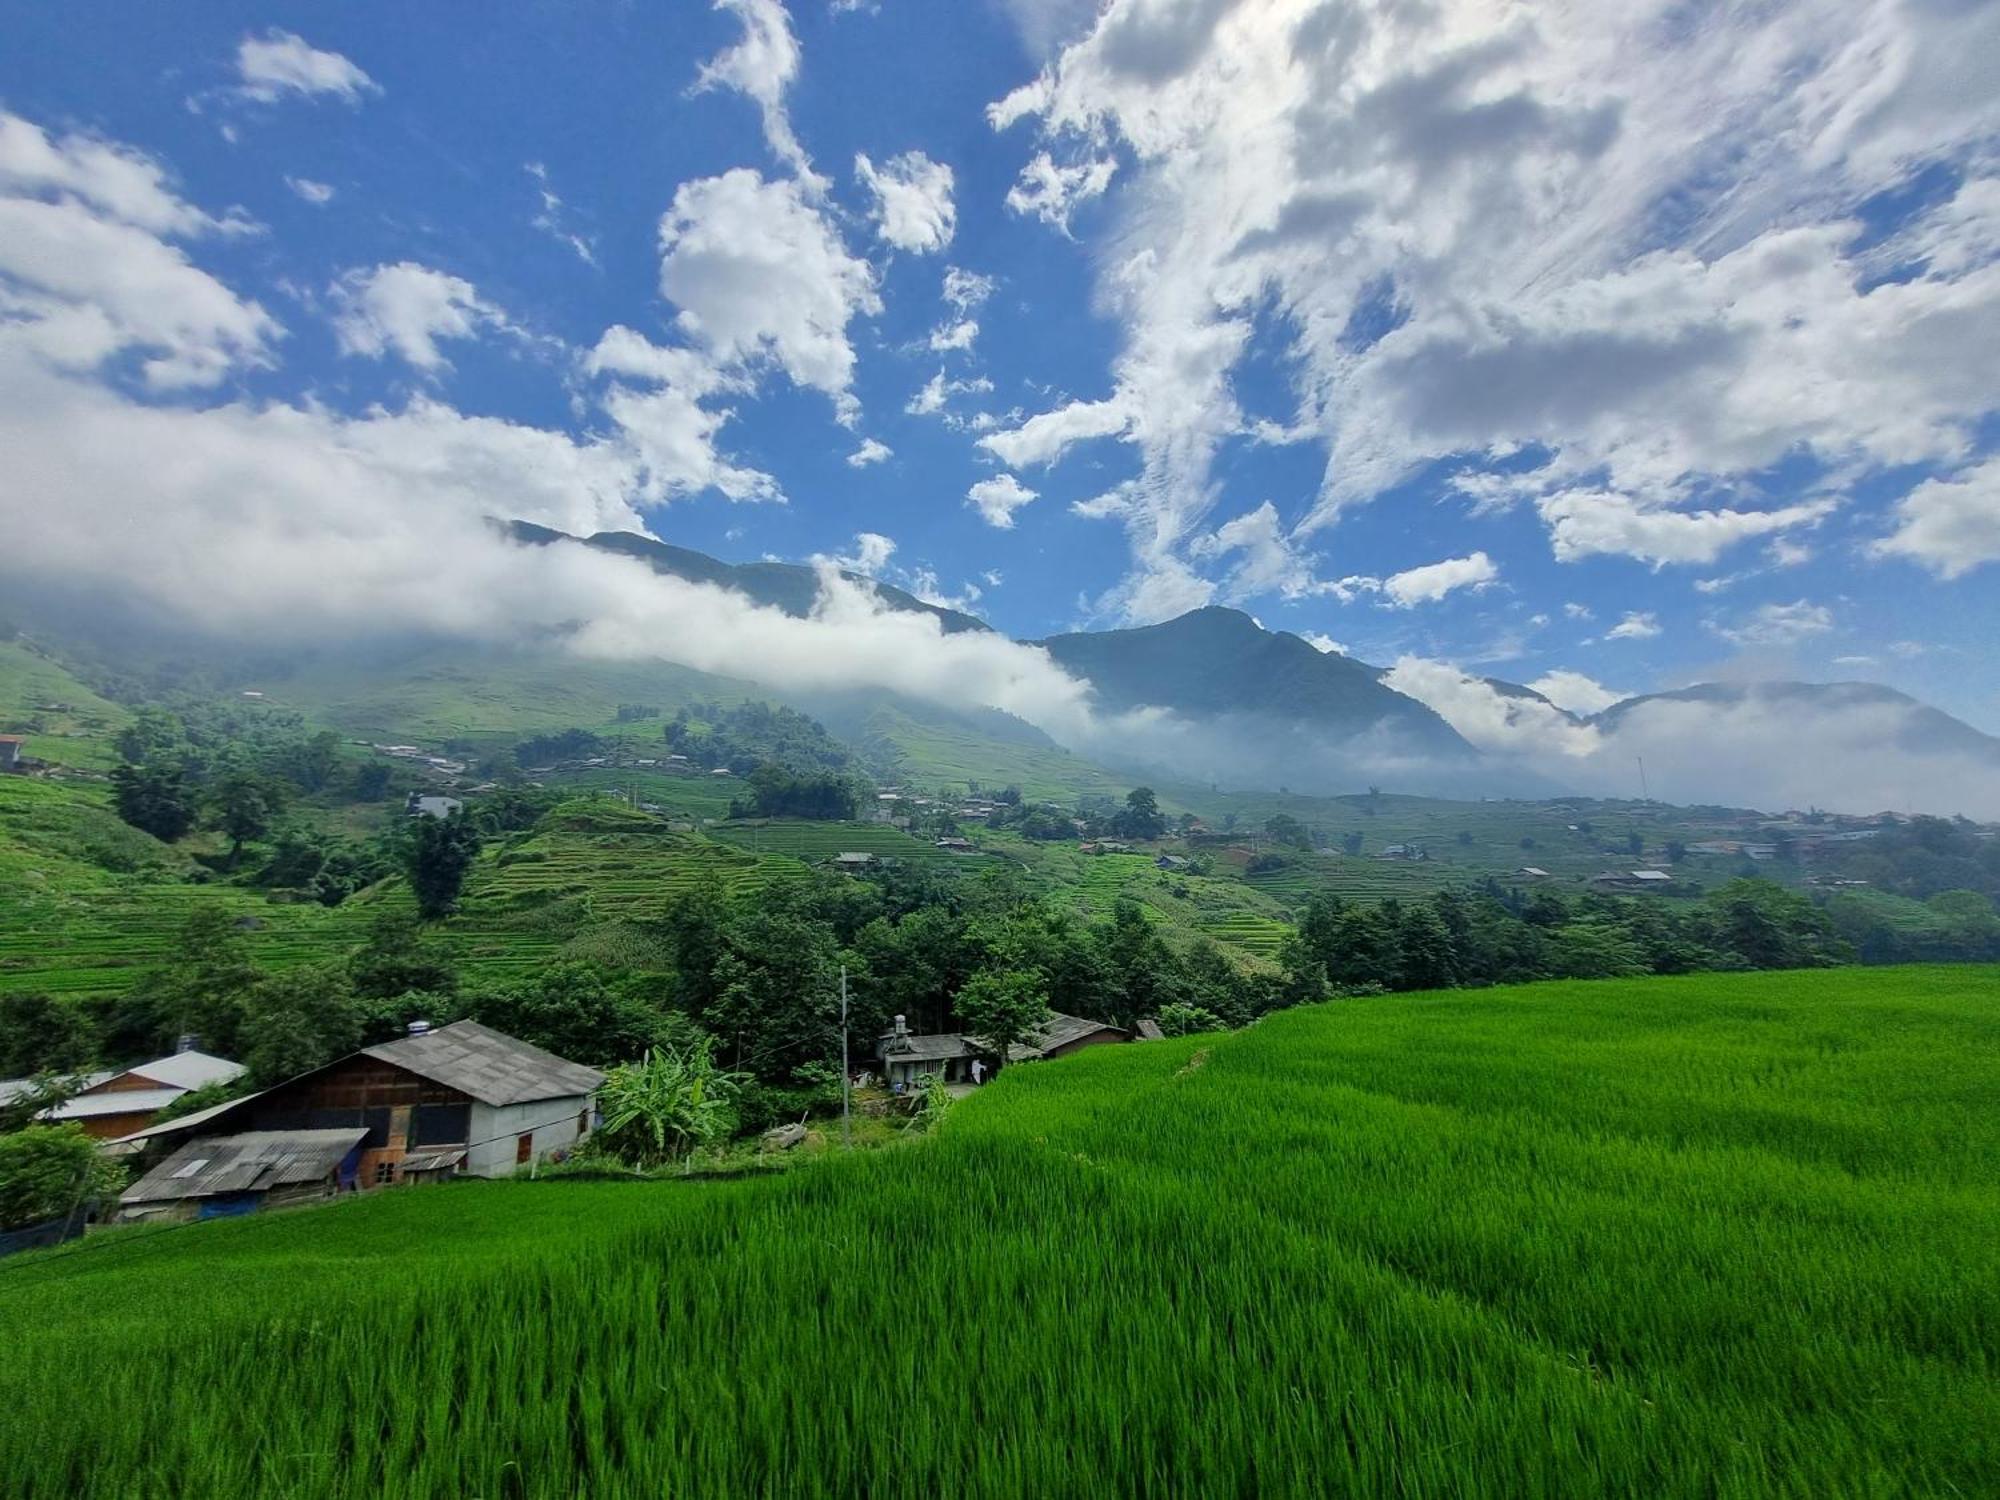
[
  {"left": 1032, "top": 608, "right": 1477, "bottom": 761},
  {"left": 505, "top": 522, "right": 990, "bottom": 635},
  {"left": 1592, "top": 681, "right": 2000, "bottom": 765}
]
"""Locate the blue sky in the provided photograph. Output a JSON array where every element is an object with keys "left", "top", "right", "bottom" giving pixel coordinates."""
[{"left": 1, "top": 1, "right": 1997, "bottom": 734}]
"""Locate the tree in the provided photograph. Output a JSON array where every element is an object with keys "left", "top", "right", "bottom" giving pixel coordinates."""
[
  {"left": 0, "top": 1125, "right": 125, "bottom": 1232},
  {"left": 953, "top": 969, "right": 1051, "bottom": 1058},
  {"left": 1393, "top": 905, "right": 1460, "bottom": 991},
  {"left": 1156, "top": 1001, "right": 1223, "bottom": 1037},
  {"left": 406, "top": 810, "right": 481, "bottom": 918},
  {"left": 1264, "top": 814, "right": 1312, "bottom": 850},
  {"left": 239, "top": 965, "right": 362, "bottom": 1086},
  {"left": 110, "top": 763, "right": 197, "bottom": 842},
  {"left": 107, "top": 906, "right": 262, "bottom": 1060},
  {"left": 1113, "top": 786, "right": 1166, "bottom": 841},
  {"left": 595, "top": 1040, "right": 745, "bottom": 1167},
  {"left": 469, "top": 962, "right": 681, "bottom": 1069},
  {"left": 208, "top": 771, "right": 285, "bottom": 867},
  {"left": 0, "top": 993, "right": 96, "bottom": 1078},
  {"left": 348, "top": 912, "right": 459, "bottom": 1003}
]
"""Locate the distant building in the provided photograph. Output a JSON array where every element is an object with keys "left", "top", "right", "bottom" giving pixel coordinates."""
[
  {"left": 1377, "top": 843, "right": 1429, "bottom": 861},
  {"left": 406, "top": 794, "right": 463, "bottom": 820},
  {"left": 1155, "top": 854, "right": 1191, "bottom": 871},
  {"left": 2, "top": 1046, "right": 245, "bottom": 1142},
  {"left": 1591, "top": 869, "right": 1675, "bottom": 891},
  {"left": 831, "top": 851, "right": 877, "bottom": 870},
  {"left": 115, "top": 1021, "right": 602, "bottom": 1222},
  {"left": 934, "top": 836, "right": 976, "bottom": 853},
  {"left": 875, "top": 1011, "right": 1130, "bottom": 1090},
  {"left": 0, "top": 735, "right": 23, "bottom": 771},
  {"left": 1515, "top": 866, "right": 1550, "bottom": 880}
]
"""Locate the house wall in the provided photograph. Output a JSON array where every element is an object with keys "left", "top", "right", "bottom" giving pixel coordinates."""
[
  {"left": 235, "top": 1057, "right": 475, "bottom": 1188},
  {"left": 1043, "top": 1028, "right": 1128, "bottom": 1060},
  {"left": 78, "top": 1111, "right": 162, "bottom": 1141},
  {"left": 464, "top": 1097, "right": 593, "bottom": 1177}
]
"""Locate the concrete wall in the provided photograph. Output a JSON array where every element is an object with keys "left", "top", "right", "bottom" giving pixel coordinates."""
[{"left": 465, "top": 1096, "right": 593, "bottom": 1177}]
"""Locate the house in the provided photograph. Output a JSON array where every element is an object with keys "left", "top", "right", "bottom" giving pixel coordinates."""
[
  {"left": 1591, "top": 869, "right": 1675, "bottom": 891},
  {"left": 1377, "top": 843, "right": 1428, "bottom": 861},
  {"left": 831, "top": 851, "right": 877, "bottom": 871},
  {"left": 120, "top": 1130, "right": 370, "bottom": 1222},
  {"left": 934, "top": 836, "right": 976, "bottom": 853},
  {"left": 1134, "top": 1018, "right": 1166, "bottom": 1041},
  {"left": 0, "top": 735, "right": 23, "bottom": 771},
  {"left": 1686, "top": 840, "right": 1741, "bottom": 856},
  {"left": 113, "top": 1021, "right": 602, "bottom": 1222},
  {"left": 406, "top": 794, "right": 463, "bottom": 820},
  {"left": 1155, "top": 854, "right": 1191, "bottom": 871},
  {"left": 1515, "top": 866, "right": 1551, "bottom": 880},
  {"left": 3, "top": 1046, "right": 246, "bottom": 1141},
  {"left": 874, "top": 1011, "right": 1131, "bottom": 1090}
]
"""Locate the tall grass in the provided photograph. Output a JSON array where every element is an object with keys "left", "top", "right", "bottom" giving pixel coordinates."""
[{"left": 1, "top": 965, "right": 1993, "bottom": 1497}]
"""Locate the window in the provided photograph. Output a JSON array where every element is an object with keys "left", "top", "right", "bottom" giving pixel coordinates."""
[
  {"left": 577, "top": 1109, "right": 589, "bottom": 1140},
  {"left": 171, "top": 1157, "right": 210, "bottom": 1179},
  {"left": 373, "top": 1160, "right": 397, "bottom": 1186},
  {"left": 515, "top": 1132, "right": 534, "bottom": 1165}
]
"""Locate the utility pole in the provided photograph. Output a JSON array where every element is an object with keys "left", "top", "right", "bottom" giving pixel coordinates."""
[
  {"left": 1637, "top": 756, "right": 1649, "bottom": 802},
  {"left": 836, "top": 968, "right": 852, "bottom": 1160}
]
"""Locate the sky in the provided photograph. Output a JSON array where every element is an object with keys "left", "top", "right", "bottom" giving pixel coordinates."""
[{"left": 1, "top": 0, "right": 1997, "bottom": 737}]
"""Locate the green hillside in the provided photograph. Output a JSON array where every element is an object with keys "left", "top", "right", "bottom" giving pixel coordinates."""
[{"left": 3, "top": 966, "right": 1993, "bottom": 1498}]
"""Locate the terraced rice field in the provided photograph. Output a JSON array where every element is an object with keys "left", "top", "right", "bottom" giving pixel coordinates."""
[
  {"left": 4, "top": 966, "right": 1992, "bottom": 1498},
  {"left": 707, "top": 819, "right": 963, "bottom": 866}
]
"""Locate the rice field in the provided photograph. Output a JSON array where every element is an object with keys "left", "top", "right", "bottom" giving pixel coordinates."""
[{"left": 2, "top": 964, "right": 1993, "bottom": 1498}]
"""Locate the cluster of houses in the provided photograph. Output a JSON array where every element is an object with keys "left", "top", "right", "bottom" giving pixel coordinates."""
[{"left": 874, "top": 1011, "right": 1136, "bottom": 1091}]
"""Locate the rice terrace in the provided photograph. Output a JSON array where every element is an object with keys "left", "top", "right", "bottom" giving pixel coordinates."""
[{"left": 3, "top": 967, "right": 1993, "bottom": 1498}]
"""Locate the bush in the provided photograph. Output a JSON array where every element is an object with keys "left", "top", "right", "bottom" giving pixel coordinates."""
[{"left": 0, "top": 1125, "right": 126, "bottom": 1232}]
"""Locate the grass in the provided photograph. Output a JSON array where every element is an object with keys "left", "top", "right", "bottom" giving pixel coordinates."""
[{"left": 1, "top": 965, "right": 1993, "bottom": 1498}]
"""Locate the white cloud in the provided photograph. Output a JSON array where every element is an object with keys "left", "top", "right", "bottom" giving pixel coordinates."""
[
  {"left": 906, "top": 367, "right": 992, "bottom": 416},
  {"left": 286, "top": 176, "right": 334, "bottom": 205},
  {"left": 1382, "top": 551, "right": 1498, "bottom": 607},
  {"left": 1874, "top": 457, "right": 2000, "bottom": 579},
  {"left": 1386, "top": 658, "right": 1603, "bottom": 758},
  {"left": 1190, "top": 501, "right": 1333, "bottom": 602},
  {"left": 0, "top": 189, "right": 276, "bottom": 389},
  {"left": 943, "top": 266, "right": 994, "bottom": 312},
  {"left": 990, "top": 0, "right": 2000, "bottom": 612},
  {"left": 855, "top": 151, "right": 955, "bottom": 253},
  {"left": 526, "top": 163, "right": 596, "bottom": 266},
  {"left": 1710, "top": 599, "right": 1835, "bottom": 648},
  {"left": 694, "top": 0, "right": 823, "bottom": 190},
  {"left": 967, "top": 473, "right": 1038, "bottom": 529},
  {"left": 1300, "top": 632, "right": 1349, "bottom": 656},
  {"left": 846, "top": 437, "right": 892, "bottom": 467},
  {"left": 1564, "top": 602, "right": 1594, "bottom": 620},
  {"left": 659, "top": 169, "right": 879, "bottom": 419},
  {"left": 978, "top": 395, "right": 1128, "bottom": 467},
  {"left": 1526, "top": 670, "right": 1625, "bottom": 715},
  {"left": 1605, "top": 612, "right": 1661, "bottom": 641},
  {"left": 1004, "top": 151, "right": 1115, "bottom": 231},
  {"left": 831, "top": 531, "right": 897, "bottom": 575},
  {"left": 1538, "top": 489, "right": 1837, "bottom": 567},
  {"left": 0, "top": 113, "right": 237, "bottom": 236},
  {"left": 331, "top": 262, "right": 509, "bottom": 373},
  {"left": 928, "top": 319, "right": 979, "bottom": 352},
  {"left": 583, "top": 326, "right": 779, "bottom": 504},
  {"left": 236, "top": 31, "right": 378, "bottom": 105}
]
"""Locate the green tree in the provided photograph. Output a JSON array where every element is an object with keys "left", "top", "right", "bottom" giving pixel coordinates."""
[
  {"left": 953, "top": 969, "right": 1051, "bottom": 1058},
  {"left": 208, "top": 771, "right": 286, "bottom": 867},
  {"left": 1113, "top": 786, "right": 1166, "bottom": 841},
  {"left": 595, "top": 1040, "right": 745, "bottom": 1167},
  {"left": 239, "top": 964, "right": 362, "bottom": 1086},
  {"left": 110, "top": 763, "right": 197, "bottom": 842},
  {"left": 0, "top": 1125, "right": 126, "bottom": 1231},
  {"left": 1155, "top": 1001, "right": 1223, "bottom": 1037},
  {"left": 108, "top": 907, "right": 263, "bottom": 1060},
  {"left": 1393, "top": 905, "right": 1460, "bottom": 991},
  {"left": 406, "top": 810, "right": 482, "bottom": 918},
  {"left": 0, "top": 993, "right": 97, "bottom": 1078},
  {"left": 468, "top": 963, "right": 680, "bottom": 1068},
  {"left": 348, "top": 912, "right": 459, "bottom": 1003}
]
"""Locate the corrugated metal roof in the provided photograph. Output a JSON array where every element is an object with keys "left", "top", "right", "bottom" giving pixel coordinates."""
[
  {"left": 111, "top": 1091, "right": 260, "bottom": 1145},
  {"left": 43, "top": 1088, "right": 185, "bottom": 1120},
  {"left": 124, "top": 1051, "right": 245, "bottom": 1092},
  {"left": 121, "top": 1129, "right": 367, "bottom": 1205},
  {"left": 0, "top": 1070, "right": 114, "bottom": 1106},
  {"left": 879, "top": 1034, "right": 973, "bottom": 1064},
  {"left": 1006, "top": 1012, "right": 1129, "bottom": 1061},
  {"left": 363, "top": 1020, "right": 603, "bottom": 1106}
]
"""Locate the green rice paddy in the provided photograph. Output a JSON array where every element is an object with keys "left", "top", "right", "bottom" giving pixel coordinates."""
[{"left": 2, "top": 965, "right": 1993, "bottom": 1498}]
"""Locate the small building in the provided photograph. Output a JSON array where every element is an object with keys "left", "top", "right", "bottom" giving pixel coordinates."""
[
  {"left": 934, "top": 836, "right": 976, "bottom": 852},
  {"left": 0, "top": 735, "right": 24, "bottom": 771},
  {"left": 114, "top": 1021, "right": 602, "bottom": 1221},
  {"left": 1377, "top": 843, "right": 1429, "bottom": 861},
  {"left": 875, "top": 1011, "right": 1131, "bottom": 1090},
  {"left": 831, "top": 851, "right": 877, "bottom": 871},
  {"left": 1155, "top": 854, "right": 1191, "bottom": 871},
  {"left": 1591, "top": 869, "right": 1675, "bottom": 891},
  {"left": 407, "top": 794, "right": 463, "bottom": 820},
  {"left": 1515, "top": 866, "right": 1551, "bottom": 880},
  {"left": 1134, "top": 1018, "right": 1166, "bottom": 1041},
  {"left": 7, "top": 1047, "right": 246, "bottom": 1141}
]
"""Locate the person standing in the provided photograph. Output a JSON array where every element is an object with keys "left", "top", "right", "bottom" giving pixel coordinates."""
[{"left": 971, "top": 1058, "right": 985, "bottom": 1086}]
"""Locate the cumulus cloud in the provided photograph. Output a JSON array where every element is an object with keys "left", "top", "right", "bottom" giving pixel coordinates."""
[
  {"left": 1874, "top": 457, "right": 2000, "bottom": 578},
  {"left": 236, "top": 31, "right": 378, "bottom": 105},
  {"left": 846, "top": 437, "right": 892, "bottom": 467},
  {"left": 967, "top": 473, "right": 1038, "bottom": 528},
  {"left": 906, "top": 367, "right": 992, "bottom": 417},
  {"left": 1382, "top": 551, "right": 1498, "bottom": 607},
  {"left": 1387, "top": 658, "right": 2000, "bottom": 816},
  {"left": 693, "top": 0, "right": 823, "bottom": 190},
  {"left": 855, "top": 151, "right": 955, "bottom": 253},
  {"left": 659, "top": 169, "right": 879, "bottom": 420},
  {"left": 1300, "top": 632, "right": 1349, "bottom": 656},
  {"left": 1710, "top": 599, "right": 1835, "bottom": 648},
  {"left": 1605, "top": 612, "right": 1661, "bottom": 641},
  {"left": 583, "top": 326, "right": 780, "bottom": 504},
  {"left": 990, "top": 0, "right": 2000, "bottom": 616},
  {"left": 1526, "top": 670, "right": 1625, "bottom": 715},
  {"left": 1004, "top": 151, "right": 1115, "bottom": 231},
  {"left": 978, "top": 394, "right": 1128, "bottom": 467},
  {"left": 0, "top": 114, "right": 276, "bottom": 388},
  {"left": 286, "top": 176, "right": 334, "bottom": 205},
  {"left": 331, "top": 262, "right": 511, "bottom": 372}
]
